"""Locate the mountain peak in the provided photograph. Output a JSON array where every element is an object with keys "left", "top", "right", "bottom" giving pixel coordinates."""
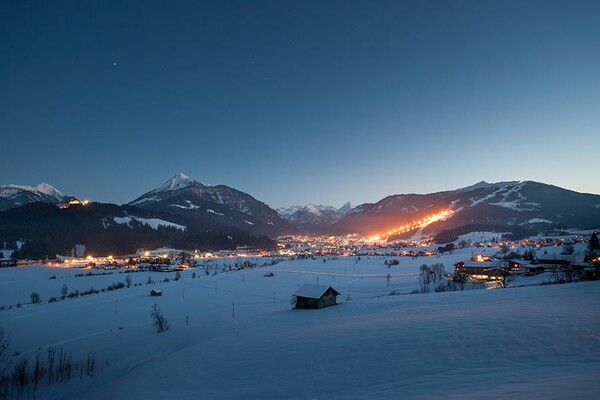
[
  {"left": 0, "top": 182, "right": 70, "bottom": 207},
  {"left": 339, "top": 202, "right": 354, "bottom": 214},
  {"left": 154, "top": 173, "right": 205, "bottom": 193},
  {"left": 34, "top": 182, "right": 64, "bottom": 197}
]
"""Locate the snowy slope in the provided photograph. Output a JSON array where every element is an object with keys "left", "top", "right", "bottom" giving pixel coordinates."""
[
  {"left": 331, "top": 181, "right": 600, "bottom": 239},
  {"left": 112, "top": 216, "right": 186, "bottom": 231},
  {"left": 136, "top": 172, "right": 205, "bottom": 198},
  {"left": 1, "top": 251, "right": 599, "bottom": 399}
]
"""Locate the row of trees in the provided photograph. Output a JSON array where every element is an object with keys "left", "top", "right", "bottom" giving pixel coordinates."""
[
  {"left": 0, "top": 302, "right": 170, "bottom": 399},
  {"left": 0, "top": 329, "right": 97, "bottom": 400}
]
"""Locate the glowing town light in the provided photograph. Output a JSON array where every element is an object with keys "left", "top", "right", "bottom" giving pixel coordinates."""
[{"left": 364, "top": 209, "right": 453, "bottom": 242}]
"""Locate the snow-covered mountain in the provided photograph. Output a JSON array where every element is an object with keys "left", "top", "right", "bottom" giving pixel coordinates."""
[
  {"left": 0, "top": 182, "right": 73, "bottom": 210},
  {"left": 130, "top": 173, "right": 297, "bottom": 237},
  {"left": 330, "top": 181, "right": 600, "bottom": 241},
  {"left": 277, "top": 202, "right": 354, "bottom": 234},
  {"left": 338, "top": 201, "right": 355, "bottom": 215}
]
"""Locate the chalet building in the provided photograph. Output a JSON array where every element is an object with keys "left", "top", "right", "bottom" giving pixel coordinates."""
[
  {"left": 509, "top": 260, "right": 545, "bottom": 276},
  {"left": 526, "top": 266, "right": 545, "bottom": 276},
  {"left": 508, "top": 259, "right": 526, "bottom": 272},
  {"left": 146, "top": 264, "right": 177, "bottom": 272},
  {"left": 454, "top": 261, "right": 507, "bottom": 281},
  {"left": 507, "top": 259, "right": 539, "bottom": 274},
  {"left": 293, "top": 284, "right": 340, "bottom": 310},
  {"left": 536, "top": 254, "right": 585, "bottom": 270}
]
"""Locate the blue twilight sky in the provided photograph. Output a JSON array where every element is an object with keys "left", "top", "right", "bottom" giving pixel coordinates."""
[{"left": 1, "top": 0, "right": 599, "bottom": 208}]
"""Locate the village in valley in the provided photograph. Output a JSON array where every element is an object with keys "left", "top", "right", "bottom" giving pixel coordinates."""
[
  {"left": 2, "top": 1, "right": 600, "bottom": 398},
  {"left": 1, "top": 228, "right": 600, "bottom": 399},
  {"left": 1, "top": 229, "right": 599, "bottom": 308}
]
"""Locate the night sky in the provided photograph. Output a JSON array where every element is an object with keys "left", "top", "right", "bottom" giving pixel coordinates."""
[{"left": 1, "top": 0, "right": 599, "bottom": 208}]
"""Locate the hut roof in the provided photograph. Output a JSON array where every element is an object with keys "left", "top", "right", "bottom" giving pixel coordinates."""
[{"left": 294, "top": 284, "right": 339, "bottom": 299}]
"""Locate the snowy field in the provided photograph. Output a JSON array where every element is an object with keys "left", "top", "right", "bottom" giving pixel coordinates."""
[{"left": 1, "top": 251, "right": 599, "bottom": 399}]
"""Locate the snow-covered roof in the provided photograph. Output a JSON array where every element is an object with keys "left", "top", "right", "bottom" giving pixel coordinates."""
[
  {"left": 509, "top": 259, "right": 534, "bottom": 266},
  {"left": 457, "top": 261, "right": 498, "bottom": 269},
  {"left": 294, "top": 284, "right": 339, "bottom": 299},
  {"left": 538, "top": 254, "right": 585, "bottom": 263}
]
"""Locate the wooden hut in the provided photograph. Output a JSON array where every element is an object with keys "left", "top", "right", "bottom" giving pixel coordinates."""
[{"left": 293, "top": 284, "right": 340, "bottom": 309}]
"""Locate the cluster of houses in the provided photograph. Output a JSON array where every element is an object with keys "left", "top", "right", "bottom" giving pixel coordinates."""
[{"left": 454, "top": 252, "right": 600, "bottom": 282}]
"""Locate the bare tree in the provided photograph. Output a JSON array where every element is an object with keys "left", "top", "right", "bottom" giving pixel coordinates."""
[
  {"left": 491, "top": 259, "right": 513, "bottom": 288},
  {"left": 150, "top": 304, "right": 170, "bottom": 333},
  {"left": 60, "top": 284, "right": 68, "bottom": 300},
  {"left": 430, "top": 263, "right": 446, "bottom": 283},
  {"left": 84, "top": 354, "right": 95, "bottom": 377},
  {"left": 12, "top": 359, "right": 29, "bottom": 394},
  {"left": 0, "top": 329, "right": 10, "bottom": 378},
  {"left": 452, "top": 272, "right": 468, "bottom": 290},
  {"left": 32, "top": 352, "right": 45, "bottom": 391},
  {"left": 47, "top": 347, "right": 56, "bottom": 384},
  {"left": 496, "top": 272, "right": 514, "bottom": 288},
  {"left": 418, "top": 264, "right": 432, "bottom": 293},
  {"left": 30, "top": 292, "right": 41, "bottom": 304},
  {"left": 419, "top": 264, "right": 431, "bottom": 284},
  {"left": 56, "top": 349, "right": 72, "bottom": 382}
]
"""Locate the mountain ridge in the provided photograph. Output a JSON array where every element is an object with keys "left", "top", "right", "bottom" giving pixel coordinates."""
[
  {"left": 0, "top": 182, "right": 74, "bottom": 210},
  {"left": 331, "top": 180, "right": 600, "bottom": 241},
  {"left": 276, "top": 202, "right": 354, "bottom": 234},
  {"left": 2, "top": 177, "right": 600, "bottom": 247},
  {"left": 129, "top": 173, "right": 297, "bottom": 238}
]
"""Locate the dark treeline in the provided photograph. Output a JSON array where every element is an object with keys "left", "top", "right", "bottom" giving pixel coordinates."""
[{"left": 0, "top": 203, "right": 275, "bottom": 259}]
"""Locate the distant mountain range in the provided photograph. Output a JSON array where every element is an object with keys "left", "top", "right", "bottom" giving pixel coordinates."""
[
  {"left": 0, "top": 174, "right": 294, "bottom": 258},
  {"left": 276, "top": 203, "right": 354, "bottom": 234},
  {"left": 1, "top": 176, "right": 599, "bottom": 258},
  {"left": 0, "top": 183, "right": 74, "bottom": 211}
]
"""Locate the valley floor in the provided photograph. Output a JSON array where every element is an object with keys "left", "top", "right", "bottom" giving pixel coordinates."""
[{"left": 1, "top": 254, "right": 599, "bottom": 399}]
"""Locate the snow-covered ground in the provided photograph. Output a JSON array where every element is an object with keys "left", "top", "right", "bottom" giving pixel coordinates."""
[{"left": 1, "top": 251, "right": 599, "bottom": 399}]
